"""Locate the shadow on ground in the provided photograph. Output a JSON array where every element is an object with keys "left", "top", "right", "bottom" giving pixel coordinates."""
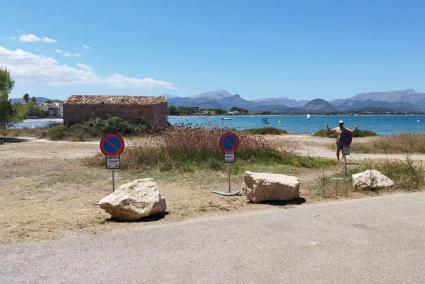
[
  {"left": 254, "top": 197, "right": 306, "bottom": 207},
  {"left": 106, "top": 212, "right": 169, "bottom": 223},
  {"left": 0, "top": 137, "right": 28, "bottom": 143}
]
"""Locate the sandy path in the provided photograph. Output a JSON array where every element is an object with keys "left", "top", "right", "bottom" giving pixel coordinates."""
[
  {"left": 270, "top": 134, "right": 425, "bottom": 161},
  {"left": 0, "top": 138, "right": 99, "bottom": 160}
]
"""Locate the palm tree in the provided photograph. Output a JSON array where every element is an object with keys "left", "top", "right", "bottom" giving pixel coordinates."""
[{"left": 23, "top": 93, "right": 29, "bottom": 103}]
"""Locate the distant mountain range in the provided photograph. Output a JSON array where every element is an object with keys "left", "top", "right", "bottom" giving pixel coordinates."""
[
  {"left": 10, "top": 97, "right": 63, "bottom": 105},
  {"left": 167, "top": 89, "right": 425, "bottom": 113},
  {"left": 11, "top": 90, "right": 425, "bottom": 113}
]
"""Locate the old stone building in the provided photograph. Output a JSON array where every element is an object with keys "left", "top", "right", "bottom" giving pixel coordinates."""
[{"left": 63, "top": 95, "right": 168, "bottom": 128}]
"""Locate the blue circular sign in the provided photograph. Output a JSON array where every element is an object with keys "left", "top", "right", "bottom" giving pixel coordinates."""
[
  {"left": 100, "top": 133, "right": 125, "bottom": 157},
  {"left": 220, "top": 132, "right": 240, "bottom": 153}
]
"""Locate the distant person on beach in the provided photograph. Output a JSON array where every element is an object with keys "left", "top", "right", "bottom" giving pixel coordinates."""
[{"left": 327, "top": 120, "right": 358, "bottom": 161}]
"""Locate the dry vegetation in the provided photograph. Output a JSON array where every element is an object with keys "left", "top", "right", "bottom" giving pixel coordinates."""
[
  {"left": 86, "top": 126, "right": 335, "bottom": 171},
  {"left": 2, "top": 128, "right": 425, "bottom": 245},
  {"left": 352, "top": 134, "right": 425, "bottom": 153},
  {"left": 307, "top": 157, "right": 425, "bottom": 199},
  {"left": 0, "top": 130, "right": 335, "bottom": 244}
]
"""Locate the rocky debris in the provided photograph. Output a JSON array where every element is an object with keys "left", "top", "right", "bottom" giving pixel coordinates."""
[
  {"left": 65, "top": 95, "right": 166, "bottom": 105},
  {"left": 241, "top": 171, "right": 300, "bottom": 203},
  {"left": 352, "top": 170, "right": 394, "bottom": 189},
  {"left": 99, "top": 178, "right": 166, "bottom": 221}
]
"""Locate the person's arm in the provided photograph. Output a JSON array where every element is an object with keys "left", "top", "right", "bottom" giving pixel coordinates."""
[
  {"left": 350, "top": 124, "right": 359, "bottom": 132},
  {"left": 327, "top": 124, "right": 338, "bottom": 133}
]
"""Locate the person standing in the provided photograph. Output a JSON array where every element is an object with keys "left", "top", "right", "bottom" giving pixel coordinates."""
[{"left": 327, "top": 120, "right": 358, "bottom": 161}]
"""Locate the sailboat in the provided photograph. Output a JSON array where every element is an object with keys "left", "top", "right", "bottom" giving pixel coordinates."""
[{"left": 306, "top": 105, "right": 312, "bottom": 119}]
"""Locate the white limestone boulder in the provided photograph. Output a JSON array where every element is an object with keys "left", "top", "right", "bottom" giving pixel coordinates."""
[
  {"left": 352, "top": 169, "right": 394, "bottom": 189},
  {"left": 99, "top": 178, "right": 166, "bottom": 221},
  {"left": 241, "top": 171, "right": 300, "bottom": 203}
]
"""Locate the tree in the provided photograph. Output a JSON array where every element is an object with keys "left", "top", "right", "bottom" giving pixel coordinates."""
[
  {"left": 0, "top": 68, "right": 29, "bottom": 136},
  {"left": 0, "top": 68, "right": 15, "bottom": 135},
  {"left": 31, "top": 96, "right": 37, "bottom": 103},
  {"left": 23, "top": 93, "right": 29, "bottom": 103},
  {"left": 230, "top": 107, "right": 249, "bottom": 114}
]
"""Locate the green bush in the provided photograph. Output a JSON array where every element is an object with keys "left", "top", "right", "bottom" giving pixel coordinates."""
[
  {"left": 352, "top": 129, "right": 377, "bottom": 137},
  {"left": 47, "top": 117, "right": 150, "bottom": 140},
  {"left": 48, "top": 124, "right": 66, "bottom": 140},
  {"left": 244, "top": 127, "right": 287, "bottom": 135},
  {"left": 313, "top": 128, "right": 377, "bottom": 138}
]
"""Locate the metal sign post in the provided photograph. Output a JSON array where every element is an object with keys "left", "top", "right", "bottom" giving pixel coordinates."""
[
  {"left": 213, "top": 132, "right": 240, "bottom": 196},
  {"left": 100, "top": 133, "right": 125, "bottom": 192},
  {"left": 112, "top": 169, "right": 115, "bottom": 191},
  {"left": 342, "top": 146, "right": 350, "bottom": 178}
]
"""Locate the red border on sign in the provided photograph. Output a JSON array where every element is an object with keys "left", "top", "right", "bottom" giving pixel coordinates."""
[
  {"left": 220, "top": 131, "right": 240, "bottom": 153},
  {"left": 100, "top": 133, "right": 125, "bottom": 157}
]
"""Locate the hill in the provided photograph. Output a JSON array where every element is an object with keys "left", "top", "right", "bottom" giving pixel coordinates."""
[{"left": 304, "top": 98, "right": 336, "bottom": 113}]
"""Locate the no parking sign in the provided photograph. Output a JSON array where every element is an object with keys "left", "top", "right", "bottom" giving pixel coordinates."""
[
  {"left": 213, "top": 131, "right": 240, "bottom": 196},
  {"left": 100, "top": 133, "right": 125, "bottom": 191},
  {"left": 100, "top": 133, "right": 125, "bottom": 157}
]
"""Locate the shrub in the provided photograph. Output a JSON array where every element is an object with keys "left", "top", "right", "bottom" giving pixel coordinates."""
[
  {"left": 47, "top": 117, "right": 150, "bottom": 140},
  {"left": 243, "top": 127, "right": 287, "bottom": 135},
  {"left": 313, "top": 128, "right": 377, "bottom": 138},
  {"left": 48, "top": 124, "right": 66, "bottom": 140},
  {"left": 352, "top": 129, "right": 377, "bottom": 137},
  {"left": 85, "top": 126, "right": 335, "bottom": 171}
]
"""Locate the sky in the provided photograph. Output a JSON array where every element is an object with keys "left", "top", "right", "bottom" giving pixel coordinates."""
[{"left": 1, "top": 0, "right": 425, "bottom": 101}]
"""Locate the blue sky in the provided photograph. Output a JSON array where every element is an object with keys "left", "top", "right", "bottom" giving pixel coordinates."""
[{"left": 1, "top": 0, "right": 425, "bottom": 100}]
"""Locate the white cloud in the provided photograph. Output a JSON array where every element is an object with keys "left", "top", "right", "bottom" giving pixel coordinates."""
[
  {"left": 76, "top": 63, "right": 93, "bottom": 72},
  {"left": 105, "top": 73, "right": 174, "bottom": 89},
  {"left": 0, "top": 46, "right": 100, "bottom": 84},
  {"left": 18, "top": 33, "right": 57, "bottom": 43},
  {"left": 57, "top": 49, "right": 81, "bottom": 57},
  {"left": 0, "top": 46, "right": 173, "bottom": 89},
  {"left": 82, "top": 44, "right": 90, "bottom": 49},
  {"left": 63, "top": 52, "right": 81, "bottom": 57}
]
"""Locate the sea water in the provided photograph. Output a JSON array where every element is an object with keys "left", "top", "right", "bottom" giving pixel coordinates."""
[
  {"left": 169, "top": 114, "right": 425, "bottom": 135},
  {"left": 11, "top": 115, "right": 425, "bottom": 135}
]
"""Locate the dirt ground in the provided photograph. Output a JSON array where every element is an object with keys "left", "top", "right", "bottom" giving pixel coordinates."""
[
  {"left": 1, "top": 134, "right": 422, "bottom": 244},
  {"left": 269, "top": 134, "right": 425, "bottom": 161}
]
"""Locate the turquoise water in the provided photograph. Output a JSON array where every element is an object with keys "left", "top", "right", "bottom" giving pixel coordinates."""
[
  {"left": 12, "top": 115, "right": 425, "bottom": 135},
  {"left": 169, "top": 115, "right": 425, "bottom": 135}
]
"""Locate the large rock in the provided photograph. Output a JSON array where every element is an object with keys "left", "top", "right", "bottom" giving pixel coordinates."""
[
  {"left": 99, "top": 178, "right": 166, "bottom": 221},
  {"left": 352, "top": 170, "right": 394, "bottom": 189},
  {"left": 241, "top": 171, "right": 300, "bottom": 203}
]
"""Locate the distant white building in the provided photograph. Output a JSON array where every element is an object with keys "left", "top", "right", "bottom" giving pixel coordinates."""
[{"left": 39, "top": 102, "right": 63, "bottom": 118}]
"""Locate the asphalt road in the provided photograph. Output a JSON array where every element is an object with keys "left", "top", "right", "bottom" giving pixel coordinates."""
[{"left": 1, "top": 192, "right": 425, "bottom": 283}]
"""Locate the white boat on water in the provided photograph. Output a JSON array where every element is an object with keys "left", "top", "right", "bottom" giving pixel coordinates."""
[
  {"left": 222, "top": 117, "right": 232, "bottom": 120},
  {"left": 306, "top": 114, "right": 311, "bottom": 119}
]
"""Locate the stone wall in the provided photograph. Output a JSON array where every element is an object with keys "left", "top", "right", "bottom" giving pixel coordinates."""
[{"left": 63, "top": 102, "right": 168, "bottom": 129}]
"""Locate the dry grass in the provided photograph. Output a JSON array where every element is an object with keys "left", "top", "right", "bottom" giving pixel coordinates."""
[
  {"left": 307, "top": 157, "right": 425, "bottom": 199},
  {"left": 86, "top": 126, "right": 335, "bottom": 171},
  {"left": 5, "top": 127, "right": 48, "bottom": 138},
  {"left": 352, "top": 134, "right": 425, "bottom": 153},
  {"left": 0, "top": 138, "right": 320, "bottom": 244}
]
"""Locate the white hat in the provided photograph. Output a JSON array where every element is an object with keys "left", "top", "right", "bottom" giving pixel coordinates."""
[{"left": 338, "top": 120, "right": 344, "bottom": 124}]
